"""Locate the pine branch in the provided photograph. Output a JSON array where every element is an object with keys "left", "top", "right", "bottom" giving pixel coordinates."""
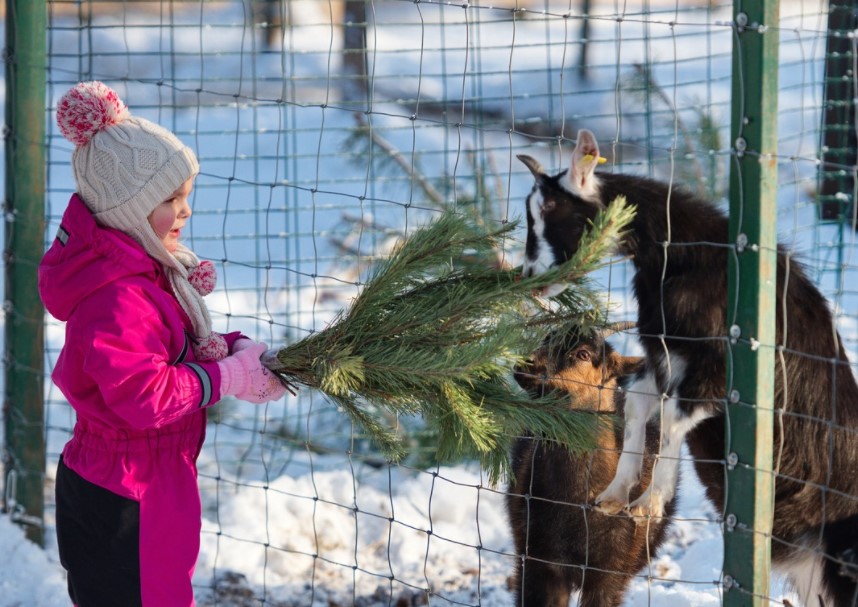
[{"left": 263, "top": 203, "right": 634, "bottom": 483}]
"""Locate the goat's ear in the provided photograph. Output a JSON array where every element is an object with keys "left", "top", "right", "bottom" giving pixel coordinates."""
[
  {"left": 517, "top": 154, "right": 545, "bottom": 182},
  {"left": 569, "top": 129, "right": 603, "bottom": 198},
  {"left": 618, "top": 355, "right": 645, "bottom": 377},
  {"left": 605, "top": 352, "right": 644, "bottom": 379}
]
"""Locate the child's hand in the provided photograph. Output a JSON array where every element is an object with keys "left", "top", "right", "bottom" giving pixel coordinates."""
[
  {"left": 231, "top": 337, "right": 257, "bottom": 354},
  {"left": 218, "top": 342, "right": 288, "bottom": 404}
]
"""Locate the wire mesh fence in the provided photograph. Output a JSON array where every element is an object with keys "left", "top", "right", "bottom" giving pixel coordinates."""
[{"left": 0, "top": 0, "right": 852, "bottom": 604}]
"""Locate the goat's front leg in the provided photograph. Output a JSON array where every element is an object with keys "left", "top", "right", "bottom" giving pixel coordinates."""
[
  {"left": 627, "top": 396, "right": 711, "bottom": 521},
  {"left": 594, "top": 377, "right": 660, "bottom": 515}
]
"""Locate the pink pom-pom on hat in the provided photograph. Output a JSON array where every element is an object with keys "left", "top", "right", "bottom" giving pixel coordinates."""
[
  {"left": 188, "top": 260, "right": 217, "bottom": 297},
  {"left": 57, "top": 81, "right": 130, "bottom": 147}
]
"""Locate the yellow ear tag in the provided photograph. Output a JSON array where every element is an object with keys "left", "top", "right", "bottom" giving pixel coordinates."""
[{"left": 582, "top": 154, "right": 608, "bottom": 164}]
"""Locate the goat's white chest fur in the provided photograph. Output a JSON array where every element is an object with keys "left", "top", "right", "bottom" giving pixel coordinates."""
[{"left": 523, "top": 188, "right": 558, "bottom": 278}]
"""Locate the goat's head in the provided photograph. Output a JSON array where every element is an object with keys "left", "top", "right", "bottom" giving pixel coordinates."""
[
  {"left": 518, "top": 129, "right": 606, "bottom": 285},
  {"left": 514, "top": 321, "right": 642, "bottom": 413}
]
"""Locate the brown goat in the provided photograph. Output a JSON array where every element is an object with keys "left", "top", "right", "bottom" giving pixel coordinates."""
[{"left": 506, "top": 323, "right": 676, "bottom": 607}]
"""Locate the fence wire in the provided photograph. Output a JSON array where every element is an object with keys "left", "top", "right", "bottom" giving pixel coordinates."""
[{"left": 26, "top": 0, "right": 856, "bottom": 605}]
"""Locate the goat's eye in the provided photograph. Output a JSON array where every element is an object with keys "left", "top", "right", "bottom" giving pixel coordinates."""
[{"left": 575, "top": 349, "right": 591, "bottom": 362}]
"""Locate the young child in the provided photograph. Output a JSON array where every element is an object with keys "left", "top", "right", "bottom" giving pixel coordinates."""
[{"left": 39, "top": 81, "right": 288, "bottom": 607}]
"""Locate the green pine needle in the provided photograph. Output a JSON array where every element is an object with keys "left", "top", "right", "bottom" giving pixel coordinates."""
[{"left": 264, "top": 197, "right": 635, "bottom": 483}]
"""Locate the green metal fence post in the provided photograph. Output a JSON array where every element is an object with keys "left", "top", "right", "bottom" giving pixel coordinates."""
[
  {"left": 724, "top": 0, "right": 778, "bottom": 603},
  {"left": 2, "top": 0, "right": 46, "bottom": 545},
  {"left": 817, "top": 0, "right": 857, "bottom": 224}
]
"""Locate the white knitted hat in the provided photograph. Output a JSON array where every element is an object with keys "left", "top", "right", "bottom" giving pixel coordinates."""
[
  {"left": 58, "top": 81, "right": 200, "bottom": 231},
  {"left": 57, "top": 81, "right": 227, "bottom": 361}
]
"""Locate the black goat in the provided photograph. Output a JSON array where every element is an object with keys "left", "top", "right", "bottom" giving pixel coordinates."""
[
  {"left": 517, "top": 129, "right": 858, "bottom": 606},
  {"left": 507, "top": 322, "right": 674, "bottom": 607}
]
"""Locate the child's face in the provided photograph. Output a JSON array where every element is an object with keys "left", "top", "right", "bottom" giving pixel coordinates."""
[{"left": 148, "top": 178, "right": 194, "bottom": 253}]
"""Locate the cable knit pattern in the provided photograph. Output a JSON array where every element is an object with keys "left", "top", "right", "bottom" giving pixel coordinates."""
[{"left": 57, "top": 82, "right": 199, "bottom": 228}]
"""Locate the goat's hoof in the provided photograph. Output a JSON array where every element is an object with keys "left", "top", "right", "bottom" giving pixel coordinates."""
[
  {"left": 593, "top": 496, "right": 628, "bottom": 515},
  {"left": 626, "top": 498, "right": 665, "bottom": 522}
]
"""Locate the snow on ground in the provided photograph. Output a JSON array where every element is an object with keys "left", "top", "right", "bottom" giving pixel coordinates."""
[{"left": 0, "top": 451, "right": 800, "bottom": 606}]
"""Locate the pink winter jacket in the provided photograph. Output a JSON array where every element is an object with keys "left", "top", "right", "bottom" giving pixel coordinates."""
[
  {"left": 40, "top": 194, "right": 244, "bottom": 606},
  {"left": 40, "top": 194, "right": 238, "bottom": 431}
]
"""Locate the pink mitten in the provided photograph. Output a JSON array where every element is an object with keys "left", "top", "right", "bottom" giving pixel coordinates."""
[
  {"left": 218, "top": 342, "right": 287, "bottom": 404},
  {"left": 231, "top": 337, "right": 256, "bottom": 354}
]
